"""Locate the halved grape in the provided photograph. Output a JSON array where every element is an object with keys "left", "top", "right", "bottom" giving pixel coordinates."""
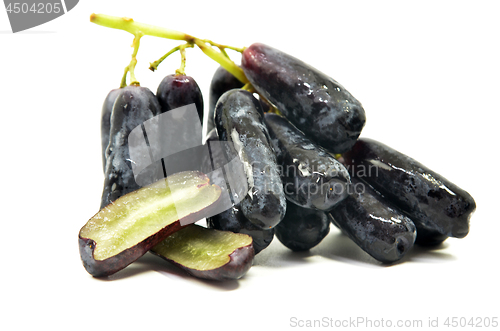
[
  {"left": 151, "top": 224, "right": 254, "bottom": 281},
  {"left": 79, "top": 171, "right": 221, "bottom": 277}
]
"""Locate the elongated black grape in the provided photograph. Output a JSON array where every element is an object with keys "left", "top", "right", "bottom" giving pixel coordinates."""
[
  {"left": 207, "top": 66, "right": 244, "bottom": 135},
  {"left": 275, "top": 202, "right": 330, "bottom": 251},
  {"left": 157, "top": 74, "right": 203, "bottom": 122},
  {"left": 101, "top": 86, "right": 161, "bottom": 209},
  {"left": 341, "top": 138, "right": 476, "bottom": 245},
  {"left": 329, "top": 178, "right": 416, "bottom": 263},
  {"left": 242, "top": 43, "right": 366, "bottom": 153},
  {"left": 101, "top": 88, "right": 121, "bottom": 172},
  {"left": 215, "top": 89, "right": 286, "bottom": 229},
  {"left": 207, "top": 204, "right": 274, "bottom": 255},
  {"left": 264, "top": 113, "right": 351, "bottom": 211},
  {"left": 203, "top": 128, "right": 274, "bottom": 254}
]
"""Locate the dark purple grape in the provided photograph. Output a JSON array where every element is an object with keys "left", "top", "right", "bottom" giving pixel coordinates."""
[
  {"left": 207, "top": 66, "right": 244, "bottom": 135},
  {"left": 215, "top": 89, "right": 286, "bottom": 229},
  {"left": 341, "top": 138, "right": 476, "bottom": 245},
  {"left": 101, "top": 88, "right": 121, "bottom": 172},
  {"left": 275, "top": 202, "right": 330, "bottom": 251},
  {"left": 242, "top": 43, "right": 366, "bottom": 153},
  {"left": 329, "top": 178, "right": 416, "bottom": 263},
  {"left": 264, "top": 113, "right": 351, "bottom": 211},
  {"left": 203, "top": 128, "right": 274, "bottom": 254},
  {"left": 412, "top": 228, "right": 448, "bottom": 246},
  {"left": 101, "top": 86, "right": 161, "bottom": 209},
  {"left": 156, "top": 74, "right": 203, "bottom": 122}
]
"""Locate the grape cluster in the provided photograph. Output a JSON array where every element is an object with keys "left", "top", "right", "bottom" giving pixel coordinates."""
[
  {"left": 97, "top": 18, "right": 476, "bottom": 270},
  {"left": 207, "top": 43, "right": 473, "bottom": 262}
]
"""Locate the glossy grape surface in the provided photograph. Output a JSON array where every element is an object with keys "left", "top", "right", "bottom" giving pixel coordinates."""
[
  {"left": 329, "top": 178, "right": 416, "bottom": 263},
  {"left": 100, "top": 86, "right": 161, "bottom": 209},
  {"left": 156, "top": 74, "right": 203, "bottom": 122},
  {"left": 341, "top": 138, "right": 476, "bottom": 244},
  {"left": 264, "top": 113, "right": 351, "bottom": 211},
  {"left": 242, "top": 43, "right": 366, "bottom": 153},
  {"left": 202, "top": 128, "right": 274, "bottom": 254},
  {"left": 275, "top": 202, "right": 330, "bottom": 251},
  {"left": 215, "top": 89, "right": 286, "bottom": 229}
]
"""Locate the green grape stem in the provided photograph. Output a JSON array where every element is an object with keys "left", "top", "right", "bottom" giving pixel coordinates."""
[
  {"left": 175, "top": 44, "right": 189, "bottom": 76},
  {"left": 241, "top": 83, "right": 256, "bottom": 93},
  {"left": 90, "top": 13, "right": 249, "bottom": 84},
  {"left": 150, "top": 43, "right": 193, "bottom": 72},
  {"left": 120, "top": 34, "right": 142, "bottom": 87}
]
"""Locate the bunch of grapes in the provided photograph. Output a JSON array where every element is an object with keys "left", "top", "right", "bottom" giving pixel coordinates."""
[{"left": 79, "top": 14, "right": 476, "bottom": 280}]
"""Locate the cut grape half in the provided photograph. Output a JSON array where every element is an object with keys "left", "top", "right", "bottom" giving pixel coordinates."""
[
  {"left": 151, "top": 224, "right": 254, "bottom": 281},
  {"left": 79, "top": 171, "right": 221, "bottom": 277}
]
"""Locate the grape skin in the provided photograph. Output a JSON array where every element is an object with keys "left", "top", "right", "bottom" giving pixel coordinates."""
[
  {"left": 157, "top": 74, "right": 204, "bottom": 122},
  {"left": 100, "top": 86, "right": 161, "bottom": 209},
  {"left": 329, "top": 178, "right": 416, "bottom": 263},
  {"left": 215, "top": 89, "right": 286, "bottom": 229},
  {"left": 202, "top": 129, "right": 274, "bottom": 254},
  {"left": 275, "top": 202, "right": 330, "bottom": 252},
  {"left": 341, "top": 138, "right": 476, "bottom": 245},
  {"left": 242, "top": 43, "right": 366, "bottom": 154},
  {"left": 264, "top": 113, "right": 351, "bottom": 211},
  {"left": 101, "top": 88, "right": 121, "bottom": 172}
]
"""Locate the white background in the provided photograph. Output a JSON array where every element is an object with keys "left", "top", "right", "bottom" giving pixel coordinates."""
[{"left": 1, "top": 1, "right": 499, "bottom": 330}]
